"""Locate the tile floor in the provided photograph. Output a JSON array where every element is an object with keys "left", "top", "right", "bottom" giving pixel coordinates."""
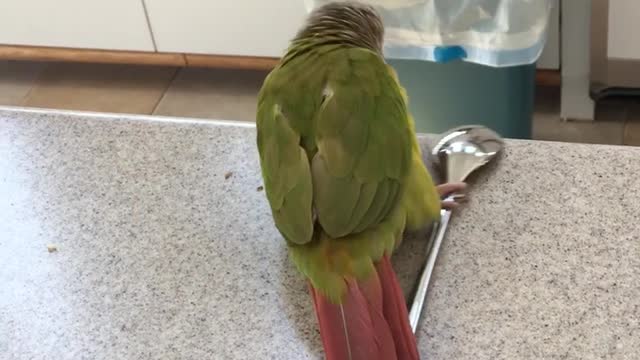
[{"left": 1, "top": 60, "right": 639, "bottom": 146}]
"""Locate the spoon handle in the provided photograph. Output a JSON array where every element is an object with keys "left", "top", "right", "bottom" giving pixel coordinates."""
[{"left": 408, "top": 207, "right": 452, "bottom": 334}]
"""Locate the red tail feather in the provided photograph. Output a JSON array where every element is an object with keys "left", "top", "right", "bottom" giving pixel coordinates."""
[
  {"left": 376, "top": 255, "right": 420, "bottom": 360},
  {"left": 310, "top": 254, "right": 420, "bottom": 360}
]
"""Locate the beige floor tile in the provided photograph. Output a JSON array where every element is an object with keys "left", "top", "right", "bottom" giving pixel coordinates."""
[
  {"left": 532, "top": 87, "right": 625, "bottom": 145},
  {"left": 153, "top": 68, "right": 267, "bottom": 122},
  {"left": 625, "top": 121, "right": 640, "bottom": 146},
  {"left": 624, "top": 101, "right": 640, "bottom": 146},
  {"left": 0, "top": 61, "right": 45, "bottom": 106},
  {"left": 23, "top": 63, "right": 177, "bottom": 114},
  {"left": 533, "top": 118, "right": 625, "bottom": 145}
]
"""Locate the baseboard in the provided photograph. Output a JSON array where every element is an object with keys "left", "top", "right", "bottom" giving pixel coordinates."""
[{"left": 0, "top": 44, "right": 560, "bottom": 86}]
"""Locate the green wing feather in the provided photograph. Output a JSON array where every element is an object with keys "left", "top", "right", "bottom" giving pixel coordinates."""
[{"left": 257, "top": 95, "right": 314, "bottom": 244}]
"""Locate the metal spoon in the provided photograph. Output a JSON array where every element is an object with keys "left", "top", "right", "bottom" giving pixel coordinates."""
[{"left": 408, "top": 125, "right": 504, "bottom": 333}]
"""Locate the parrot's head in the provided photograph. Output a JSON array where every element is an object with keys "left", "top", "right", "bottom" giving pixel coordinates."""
[{"left": 295, "top": 1, "right": 385, "bottom": 54}]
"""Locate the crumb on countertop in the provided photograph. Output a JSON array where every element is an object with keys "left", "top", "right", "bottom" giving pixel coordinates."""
[
  {"left": 257, "top": 186, "right": 264, "bottom": 191},
  {"left": 47, "top": 244, "right": 58, "bottom": 253},
  {"left": 224, "top": 171, "right": 233, "bottom": 180}
]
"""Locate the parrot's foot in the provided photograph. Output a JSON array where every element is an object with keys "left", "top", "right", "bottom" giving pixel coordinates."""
[{"left": 437, "top": 182, "right": 467, "bottom": 210}]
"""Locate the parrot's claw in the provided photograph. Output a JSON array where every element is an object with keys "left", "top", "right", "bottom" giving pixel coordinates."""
[{"left": 437, "top": 182, "right": 468, "bottom": 210}]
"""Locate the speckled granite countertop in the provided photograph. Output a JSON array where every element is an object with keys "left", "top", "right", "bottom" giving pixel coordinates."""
[{"left": 1, "top": 108, "right": 639, "bottom": 360}]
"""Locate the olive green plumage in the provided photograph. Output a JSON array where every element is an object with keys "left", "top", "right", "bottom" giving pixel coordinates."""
[{"left": 256, "top": 3, "right": 441, "bottom": 303}]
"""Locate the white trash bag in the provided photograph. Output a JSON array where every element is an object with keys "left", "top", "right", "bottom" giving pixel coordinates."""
[{"left": 303, "top": 0, "right": 555, "bottom": 67}]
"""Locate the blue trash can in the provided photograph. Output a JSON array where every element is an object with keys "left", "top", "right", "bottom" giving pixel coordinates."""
[{"left": 388, "top": 59, "right": 536, "bottom": 139}]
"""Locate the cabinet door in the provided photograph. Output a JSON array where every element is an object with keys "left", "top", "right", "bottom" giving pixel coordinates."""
[
  {"left": 144, "top": 0, "right": 307, "bottom": 57},
  {"left": 607, "top": 0, "right": 640, "bottom": 60},
  {"left": 0, "top": 0, "right": 155, "bottom": 51}
]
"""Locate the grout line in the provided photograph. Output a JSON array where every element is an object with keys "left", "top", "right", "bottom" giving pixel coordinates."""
[
  {"left": 19, "top": 62, "right": 48, "bottom": 107},
  {"left": 150, "top": 67, "right": 181, "bottom": 115},
  {"left": 621, "top": 104, "right": 630, "bottom": 145}
]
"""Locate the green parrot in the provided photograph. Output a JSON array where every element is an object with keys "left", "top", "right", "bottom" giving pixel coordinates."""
[{"left": 256, "top": 2, "right": 465, "bottom": 359}]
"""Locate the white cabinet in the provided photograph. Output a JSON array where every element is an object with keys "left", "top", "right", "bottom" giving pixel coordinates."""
[
  {"left": 0, "top": 0, "right": 155, "bottom": 51},
  {"left": 607, "top": 0, "right": 640, "bottom": 60},
  {"left": 143, "top": 0, "right": 307, "bottom": 57},
  {"left": 537, "top": 2, "right": 560, "bottom": 70},
  {"left": 0, "top": 0, "right": 561, "bottom": 69}
]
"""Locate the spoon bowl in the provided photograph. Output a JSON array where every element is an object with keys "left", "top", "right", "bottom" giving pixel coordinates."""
[{"left": 432, "top": 125, "right": 504, "bottom": 184}]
